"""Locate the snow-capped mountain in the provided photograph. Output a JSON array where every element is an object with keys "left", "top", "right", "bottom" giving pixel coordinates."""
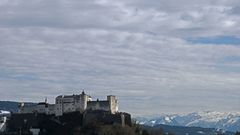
[
  {"left": 0, "top": 110, "right": 10, "bottom": 117},
  {"left": 136, "top": 111, "right": 240, "bottom": 132}
]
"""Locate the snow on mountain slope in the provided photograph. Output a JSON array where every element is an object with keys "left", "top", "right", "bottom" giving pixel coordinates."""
[
  {"left": 0, "top": 110, "right": 10, "bottom": 132},
  {"left": 0, "top": 110, "right": 10, "bottom": 117},
  {"left": 136, "top": 111, "right": 240, "bottom": 132},
  {"left": 136, "top": 115, "right": 181, "bottom": 127}
]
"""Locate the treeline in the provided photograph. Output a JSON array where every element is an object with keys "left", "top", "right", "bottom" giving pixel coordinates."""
[
  {"left": 235, "top": 132, "right": 240, "bottom": 135},
  {"left": 76, "top": 122, "right": 168, "bottom": 135},
  {"left": 78, "top": 123, "right": 239, "bottom": 135}
]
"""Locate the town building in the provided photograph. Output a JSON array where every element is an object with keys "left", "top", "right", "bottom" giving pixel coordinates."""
[{"left": 18, "top": 102, "right": 55, "bottom": 115}]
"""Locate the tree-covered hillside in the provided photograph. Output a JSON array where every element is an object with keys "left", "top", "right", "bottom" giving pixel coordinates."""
[{"left": 0, "top": 101, "right": 35, "bottom": 113}]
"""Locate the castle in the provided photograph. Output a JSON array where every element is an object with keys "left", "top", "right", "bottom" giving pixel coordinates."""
[
  {"left": 18, "top": 91, "right": 118, "bottom": 116},
  {"left": 4, "top": 91, "right": 131, "bottom": 134}
]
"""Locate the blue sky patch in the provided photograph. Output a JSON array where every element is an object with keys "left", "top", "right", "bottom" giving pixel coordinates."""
[
  {"left": 188, "top": 36, "right": 240, "bottom": 45},
  {"left": 223, "top": 56, "right": 240, "bottom": 62},
  {"left": 0, "top": 69, "right": 38, "bottom": 81}
]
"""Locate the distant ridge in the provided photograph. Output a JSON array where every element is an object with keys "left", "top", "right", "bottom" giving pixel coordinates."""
[
  {"left": 0, "top": 101, "right": 36, "bottom": 113},
  {"left": 143, "top": 124, "right": 235, "bottom": 135}
]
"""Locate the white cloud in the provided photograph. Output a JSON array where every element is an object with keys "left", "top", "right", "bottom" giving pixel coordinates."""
[{"left": 0, "top": 0, "right": 239, "bottom": 114}]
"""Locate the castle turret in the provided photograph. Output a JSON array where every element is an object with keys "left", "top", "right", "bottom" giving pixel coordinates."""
[
  {"left": 55, "top": 95, "right": 63, "bottom": 116},
  {"left": 18, "top": 102, "right": 25, "bottom": 113},
  {"left": 80, "top": 91, "right": 88, "bottom": 113},
  {"left": 107, "top": 95, "right": 118, "bottom": 114}
]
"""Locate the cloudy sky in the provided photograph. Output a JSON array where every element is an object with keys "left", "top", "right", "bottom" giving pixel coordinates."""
[{"left": 0, "top": 0, "right": 240, "bottom": 115}]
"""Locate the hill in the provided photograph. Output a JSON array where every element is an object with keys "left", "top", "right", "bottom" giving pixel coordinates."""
[
  {"left": 143, "top": 124, "right": 235, "bottom": 135},
  {"left": 0, "top": 101, "right": 36, "bottom": 113}
]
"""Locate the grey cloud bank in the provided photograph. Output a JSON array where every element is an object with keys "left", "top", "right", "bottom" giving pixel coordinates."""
[{"left": 0, "top": 0, "right": 239, "bottom": 115}]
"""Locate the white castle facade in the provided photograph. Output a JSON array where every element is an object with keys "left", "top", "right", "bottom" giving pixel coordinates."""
[{"left": 19, "top": 91, "right": 118, "bottom": 116}]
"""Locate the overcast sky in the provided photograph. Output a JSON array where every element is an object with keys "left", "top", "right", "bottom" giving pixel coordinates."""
[{"left": 0, "top": 0, "right": 240, "bottom": 115}]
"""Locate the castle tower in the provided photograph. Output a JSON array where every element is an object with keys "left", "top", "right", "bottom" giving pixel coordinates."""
[
  {"left": 55, "top": 95, "right": 63, "bottom": 116},
  {"left": 121, "top": 113, "right": 125, "bottom": 127},
  {"left": 107, "top": 95, "right": 118, "bottom": 114},
  {"left": 18, "top": 102, "right": 24, "bottom": 113},
  {"left": 80, "top": 91, "right": 88, "bottom": 113}
]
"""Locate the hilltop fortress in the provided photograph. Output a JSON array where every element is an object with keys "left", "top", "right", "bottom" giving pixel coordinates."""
[
  {"left": 19, "top": 91, "right": 118, "bottom": 116},
  {"left": 3, "top": 91, "right": 131, "bottom": 135}
]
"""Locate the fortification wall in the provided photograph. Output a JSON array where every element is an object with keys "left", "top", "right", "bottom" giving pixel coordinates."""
[
  {"left": 83, "top": 110, "right": 131, "bottom": 127},
  {"left": 6, "top": 110, "right": 131, "bottom": 134}
]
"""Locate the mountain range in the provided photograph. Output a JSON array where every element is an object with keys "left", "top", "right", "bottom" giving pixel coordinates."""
[{"left": 136, "top": 111, "right": 240, "bottom": 133}]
